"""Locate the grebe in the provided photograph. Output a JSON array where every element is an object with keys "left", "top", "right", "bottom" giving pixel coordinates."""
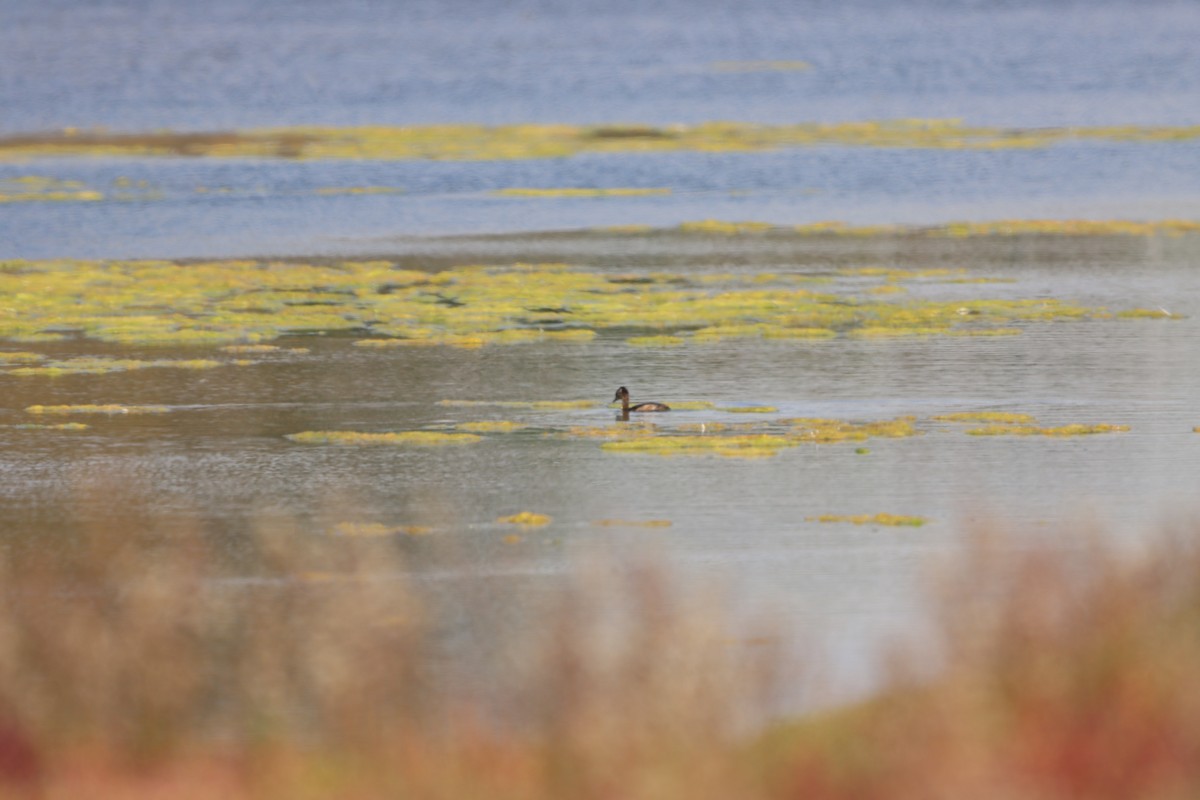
[{"left": 613, "top": 386, "right": 670, "bottom": 413}]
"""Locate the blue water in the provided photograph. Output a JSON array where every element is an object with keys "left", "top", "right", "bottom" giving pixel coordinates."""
[
  {"left": 4, "top": 141, "right": 1200, "bottom": 259},
  {"left": 4, "top": 0, "right": 1200, "bottom": 705},
  {"left": 3, "top": 0, "right": 1200, "bottom": 132},
  {"left": 3, "top": 0, "right": 1200, "bottom": 258}
]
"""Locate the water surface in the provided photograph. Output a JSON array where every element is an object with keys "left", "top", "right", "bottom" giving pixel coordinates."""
[{"left": 3, "top": 0, "right": 1200, "bottom": 701}]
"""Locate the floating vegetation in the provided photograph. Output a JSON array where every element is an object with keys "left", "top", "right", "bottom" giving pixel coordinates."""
[
  {"left": 331, "top": 522, "right": 432, "bottom": 537},
  {"left": 932, "top": 219, "right": 1200, "bottom": 238},
  {"left": 527, "top": 400, "right": 596, "bottom": 410},
  {"left": 0, "top": 175, "right": 103, "bottom": 203},
  {"left": 933, "top": 412, "right": 1130, "bottom": 436},
  {"left": 965, "top": 423, "right": 1131, "bottom": 437},
  {"left": 26, "top": 404, "right": 170, "bottom": 415},
  {"left": 0, "top": 351, "right": 43, "bottom": 364},
  {"left": 493, "top": 187, "right": 670, "bottom": 198},
  {"left": 680, "top": 220, "right": 776, "bottom": 235},
  {"left": 1116, "top": 308, "right": 1178, "bottom": 319},
  {"left": 285, "top": 431, "right": 482, "bottom": 446},
  {"left": 455, "top": 420, "right": 528, "bottom": 433},
  {"left": 497, "top": 511, "right": 552, "bottom": 527},
  {"left": 7, "top": 356, "right": 223, "bottom": 376},
  {"left": 9, "top": 422, "right": 89, "bottom": 431},
  {"left": 565, "top": 416, "right": 919, "bottom": 455},
  {"left": 933, "top": 412, "right": 1039, "bottom": 425},
  {"left": 602, "top": 434, "right": 796, "bottom": 458},
  {"left": 664, "top": 401, "right": 717, "bottom": 411},
  {"left": 627, "top": 335, "right": 686, "bottom": 347},
  {"left": 7, "top": 121, "right": 1200, "bottom": 161},
  {"left": 786, "top": 417, "right": 919, "bottom": 442},
  {"left": 591, "top": 519, "right": 674, "bottom": 528},
  {"left": 808, "top": 513, "right": 928, "bottom": 527},
  {"left": 720, "top": 406, "right": 778, "bottom": 414},
  {"left": 0, "top": 256, "right": 1167, "bottom": 348}
]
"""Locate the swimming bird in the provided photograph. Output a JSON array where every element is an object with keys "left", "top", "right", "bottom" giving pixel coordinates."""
[{"left": 613, "top": 386, "right": 670, "bottom": 414}]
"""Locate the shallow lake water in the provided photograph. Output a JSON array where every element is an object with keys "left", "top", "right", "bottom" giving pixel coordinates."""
[
  {"left": 3, "top": 0, "right": 1200, "bottom": 703},
  {"left": 4, "top": 231, "right": 1200, "bottom": 698}
]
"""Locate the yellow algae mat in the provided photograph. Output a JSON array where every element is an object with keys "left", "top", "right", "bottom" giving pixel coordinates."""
[
  {"left": 4, "top": 120, "right": 1200, "bottom": 161},
  {"left": 0, "top": 253, "right": 1178, "bottom": 349}
]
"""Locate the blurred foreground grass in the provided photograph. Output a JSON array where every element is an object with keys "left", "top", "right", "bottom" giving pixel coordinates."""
[{"left": 1, "top": 488, "right": 1199, "bottom": 798}]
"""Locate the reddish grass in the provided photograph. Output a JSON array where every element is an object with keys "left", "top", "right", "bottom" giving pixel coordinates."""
[{"left": 2, "top": 494, "right": 1199, "bottom": 799}]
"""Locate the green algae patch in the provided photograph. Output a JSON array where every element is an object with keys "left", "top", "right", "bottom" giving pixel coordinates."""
[
  {"left": 26, "top": 404, "right": 170, "bottom": 415},
  {"left": 786, "top": 417, "right": 919, "bottom": 442},
  {"left": 8, "top": 356, "right": 223, "bottom": 376},
  {"left": 10, "top": 422, "right": 90, "bottom": 431},
  {"left": 663, "top": 401, "right": 717, "bottom": 411},
  {"left": 332, "top": 522, "right": 432, "bottom": 537},
  {"left": 493, "top": 187, "right": 670, "bottom": 198},
  {"left": 680, "top": 220, "right": 777, "bottom": 235},
  {"left": 0, "top": 351, "right": 44, "bottom": 364},
  {"left": 602, "top": 434, "right": 795, "bottom": 458},
  {"left": 933, "top": 412, "right": 1038, "bottom": 425},
  {"left": 531, "top": 400, "right": 596, "bottom": 410},
  {"left": 9, "top": 122, "right": 1200, "bottom": 162},
  {"left": 0, "top": 256, "right": 1165, "bottom": 349},
  {"left": 1116, "top": 308, "right": 1180, "bottom": 320},
  {"left": 720, "top": 406, "right": 779, "bottom": 414},
  {"left": 932, "top": 219, "right": 1200, "bottom": 237},
  {"left": 0, "top": 175, "right": 104, "bottom": 203},
  {"left": 965, "top": 423, "right": 1131, "bottom": 437},
  {"left": 934, "top": 411, "right": 1129, "bottom": 436},
  {"left": 455, "top": 420, "right": 528, "bottom": 433},
  {"left": 497, "top": 511, "right": 552, "bottom": 527},
  {"left": 627, "top": 335, "right": 686, "bottom": 347},
  {"left": 285, "top": 431, "right": 482, "bottom": 446},
  {"left": 591, "top": 519, "right": 674, "bottom": 528},
  {"left": 587, "top": 415, "right": 918, "bottom": 456},
  {"left": 808, "top": 513, "right": 928, "bottom": 527}
]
